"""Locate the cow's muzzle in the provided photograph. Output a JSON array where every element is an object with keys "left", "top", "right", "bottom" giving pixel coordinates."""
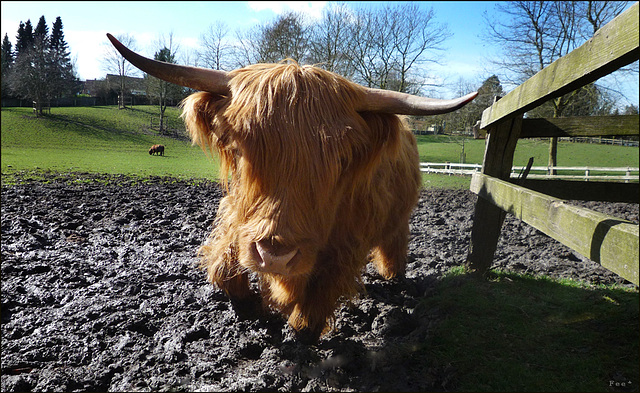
[{"left": 251, "top": 240, "right": 300, "bottom": 275}]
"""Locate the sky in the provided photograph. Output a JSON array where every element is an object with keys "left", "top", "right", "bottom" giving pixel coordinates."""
[{"left": 1, "top": 1, "right": 638, "bottom": 105}]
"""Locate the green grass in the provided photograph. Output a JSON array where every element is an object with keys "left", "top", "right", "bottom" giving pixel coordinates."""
[
  {"left": 1, "top": 106, "right": 219, "bottom": 181},
  {"left": 416, "top": 134, "right": 639, "bottom": 168},
  {"left": 416, "top": 134, "right": 638, "bottom": 188},
  {"left": 2, "top": 106, "right": 638, "bottom": 189},
  {"left": 415, "top": 267, "right": 639, "bottom": 391}
]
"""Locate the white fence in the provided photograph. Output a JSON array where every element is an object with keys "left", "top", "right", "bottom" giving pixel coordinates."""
[
  {"left": 558, "top": 136, "right": 639, "bottom": 147},
  {"left": 420, "top": 162, "right": 640, "bottom": 182}
]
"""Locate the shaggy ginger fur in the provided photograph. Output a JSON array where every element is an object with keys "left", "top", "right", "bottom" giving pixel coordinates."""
[{"left": 181, "top": 61, "right": 420, "bottom": 341}]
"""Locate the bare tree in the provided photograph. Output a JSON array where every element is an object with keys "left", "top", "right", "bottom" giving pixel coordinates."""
[
  {"left": 483, "top": 0, "right": 628, "bottom": 171},
  {"left": 580, "top": 0, "right": 630, "bottom": 37},
  {"left": 343, "top": 7, "right": 379, "bottom": 88},
  {"left": 102, "top": 33, "right": 138, "bottom": 108},
  {"left": 342, "top": 3, "right": 451, "bottom": 93},
  {"left": 389, "top": 3, "right": 451, "bottom": 94},
  {"left": 200, "top": 21, "right": 234, "bottom": 71},
  {"left": 308, "top": 3, "right": 354, "bottom": 77},
  {"left": 231, "top": 27, "right": 259, "bottom": 68},
  {"left": 231, "top": 11, "right": 312, "bottom": 67}
]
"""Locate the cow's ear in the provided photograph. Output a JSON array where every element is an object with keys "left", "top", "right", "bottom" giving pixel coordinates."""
[{"left": 181, "top": 91, "right": 230, "bottom": 154}]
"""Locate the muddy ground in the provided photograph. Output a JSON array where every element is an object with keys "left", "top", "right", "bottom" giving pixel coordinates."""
[{"left": 1, "top": 172, "right": 637, "bottom": 392}]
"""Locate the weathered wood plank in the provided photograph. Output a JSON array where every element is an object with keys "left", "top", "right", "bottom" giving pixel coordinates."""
[
  {"left": 520, "top": 115, "right": 639, "bottom": 138},
  {"left": 467, "top": 116, "right": 523, "bottom": 274},
  {"left": 470, "top": 173, "right": 639, "bottom": 285},
  {"left": 481, "top": 3, "right": 639, "bottom": 129},
  {"left": 481, "top": 116, "right": 524, "bottom": 178},
  {"left": 516, "top": 179, "right": 639, "bottom": 203}
]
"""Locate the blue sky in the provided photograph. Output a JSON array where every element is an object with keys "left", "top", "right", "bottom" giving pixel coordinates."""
[{"left": 1, "top": 1, "right": 638, "bottom": 105}]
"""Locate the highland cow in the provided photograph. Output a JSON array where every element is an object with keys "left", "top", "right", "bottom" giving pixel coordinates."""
[
  {"left": 108, "top": 33, "right": 477, "bottom": 342},
  {"left": 149, "top": 144, "right": 165, "bottom": 156}
]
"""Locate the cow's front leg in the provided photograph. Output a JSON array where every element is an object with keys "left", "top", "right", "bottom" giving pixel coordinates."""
[{"left": 287, "top": 256, "right": 362, "bottom": 343}]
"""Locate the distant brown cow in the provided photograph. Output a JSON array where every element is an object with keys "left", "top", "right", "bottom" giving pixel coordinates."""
[
  {"left": 108, "top": 33, "right": 476, "bottom": 342},
  {"left": 149, "top": 144, "right": 164, "bottom": 156}
]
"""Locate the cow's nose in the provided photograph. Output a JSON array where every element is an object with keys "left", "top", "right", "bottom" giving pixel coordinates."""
[{"left": 254, "top": 239, "right": 299, "bottom": 275}]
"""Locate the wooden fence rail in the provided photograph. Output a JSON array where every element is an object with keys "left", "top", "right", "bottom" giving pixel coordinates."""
[
  {"left": 558, "top": 137, "right": 639, "bottom": 147},
  {"left": 466, "top": 2, "right": 639, "bottom": 286},
  {"left": 420, "top": 162, "right": 639, "bottom": 182}
]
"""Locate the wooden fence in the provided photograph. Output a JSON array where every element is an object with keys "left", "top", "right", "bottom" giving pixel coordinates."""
[
  {"left": 466, "top": 2, "right": 639, "bottom": 286},
  {"left": 420, "top": 162, "right": 640, "bottom": 182},
  {"left": 558, "top": 136, "right": 639, "bottom": 147}
]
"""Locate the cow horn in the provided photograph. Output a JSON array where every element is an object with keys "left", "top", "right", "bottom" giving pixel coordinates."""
[
  {"left": 106, "top": 33, "right": 230, "bottom": 94},
  {"left": 359, "top": 88, "right": 478, "bottom": 115}
]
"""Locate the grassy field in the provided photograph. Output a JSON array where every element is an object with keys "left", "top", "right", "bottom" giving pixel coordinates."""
[
  {"left": 1, "top": 106, "right": 219, "bottom": 182},
  {"left": 415, "top": 134, "right": 640, "bottom": 189},
  {"left": 3, "top": 106, "right": 638, "bottom": 189}
]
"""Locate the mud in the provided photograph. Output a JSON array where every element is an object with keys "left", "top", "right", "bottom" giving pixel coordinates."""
[{"left": 1, "top": 172, "right": 637, "bottom": 391}]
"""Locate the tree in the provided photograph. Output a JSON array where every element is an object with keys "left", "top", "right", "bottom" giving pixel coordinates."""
[
  {"left": 49, "top": 17, "right": 78, "bottom": 98},
  {"left": 233, "top": 11, "right": 310, "bottom": 66},
  {"left": 257, "top": 11, "right": 309, "bottom": 63},
  {"left": 102, "top": 33, "right": 138, "bottom": 108},
  {"left": 199, "top": 21, "right": 234, "bottom": 71},
  {"left": 231, "top": 2, "right": 451, "bottom": 96},
  {"left": 34, "top": 15, "right": 49, "bottom": 44},
  {"left": 340, "top": 3, "right": 451, "bottom": 93},
  {"left": 10, "top": 16, "right": 51, "bottom": 115},
  {"left": 483, "top": 0, "right": 628, "bottom": 172},
  {"left": 5, "top": 16, "right": 78, "bottom": 110},
  {"left": 388, "top": 3, "right": 451, "bottom": 94},
  {"left": 1, "top": 33, "right": 13, "bottom": 98},
  {"left": 15, "top": 20, "right": 34, "bottom": 56},
  {"left": 449, "top": 74, "right": 505, "bottom": 133},
  {"left": 622, "top": 104, "right": 639, "bottom": 115},
  {"left": 308, "top": 3, "right": 354, "bottom": 77},
  {"left": 146, "top": 38, "right": 184, "bottom": 134}
]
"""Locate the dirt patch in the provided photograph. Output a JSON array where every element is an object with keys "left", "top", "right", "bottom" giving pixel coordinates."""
[{"left": 1, "top": 172, "right": 637, "bottom": 391}]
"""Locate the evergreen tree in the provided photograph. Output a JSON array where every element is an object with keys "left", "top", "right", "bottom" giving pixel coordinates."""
[
  {"left": 50, "top": 17, "right": 66, "bottom": 50},
  {"left": 15, "top": 20, "right": 34, "bottom": 56},
  {"left": 8, "top": 15, "right": 78, "bottom": 112},
  {"left": 474, "top": 75, "right": 504, "bottom": 115},
  {"left": 34, "top": 15, "right": 49, "bottom": 45},
  {"left": 1, "top": 34, "right": 13, "bottom": 69},
  {"left": 49, "top": 17, "right": 77, "bottom": 98},
  {"left": 1, "top": 33, "right": 14, "bottom": 98}
]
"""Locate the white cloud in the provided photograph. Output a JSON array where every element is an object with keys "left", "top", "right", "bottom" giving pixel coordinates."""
[
  {"left": 65, "top": 29, "right": 110, "bottom": 80},
  {"left": 247, "top": 1, "right": 327, "bottom": 20}
]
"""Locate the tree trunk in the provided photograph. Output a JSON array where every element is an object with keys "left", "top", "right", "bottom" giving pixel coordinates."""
[
  {"left": 548, "top": 98, "right": 563, "bottom": 175},
  {"left": 548, "top": 137, "right": 558, "bottom": 175}
]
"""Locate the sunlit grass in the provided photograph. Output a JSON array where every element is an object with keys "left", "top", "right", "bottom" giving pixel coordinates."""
[{"left": 2, "top": 106, "right": 638, "bottom": 189}]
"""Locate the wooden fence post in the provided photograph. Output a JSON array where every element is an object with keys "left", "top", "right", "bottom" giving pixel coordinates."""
[{"left": 466, "top": 115, "right": 523, "bottom": 274}]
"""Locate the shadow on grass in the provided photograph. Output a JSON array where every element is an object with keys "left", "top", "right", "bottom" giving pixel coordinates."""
[
  {"left": 415, "top": 269, "right": 639, "bottom": 392},
  {"left": 45, "top": 112, "right": 152, "bottom": 145}
]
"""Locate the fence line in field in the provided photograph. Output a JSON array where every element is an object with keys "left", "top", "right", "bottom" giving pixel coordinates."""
[
  {"left": 420, "top": 162, "right": 640, "bottom": 181},
  {"left": 558, "top": 136, "right": 639, "bottom": 147}
]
